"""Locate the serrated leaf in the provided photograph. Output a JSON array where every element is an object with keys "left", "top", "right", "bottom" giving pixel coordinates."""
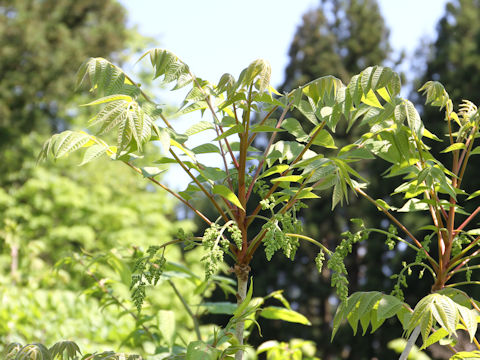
[
  {"left": 260, "top": 306, "right": 311, "bottom": 325},
  {"left": 81, "top": 94, "right": 132, "bottom": 106},
  {"left": 185, "top": 121, "right": 214, "bottom": 136},
  {"left": 191, "top": 143, "right": 220, "bottom": 154},
  {"left": 212, "top": 184, "right": 244, "bottom": 210}
]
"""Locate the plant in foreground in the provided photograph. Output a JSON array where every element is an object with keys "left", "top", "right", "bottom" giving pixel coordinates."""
[
  {"left": 39, "top": 49, "right": 364, "bottom": 359},
  {"left": 38, "top": 46, "right": 480, "bottom": 359}
]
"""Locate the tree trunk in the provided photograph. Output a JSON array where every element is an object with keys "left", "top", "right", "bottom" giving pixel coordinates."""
[{"left": 234, "top": 264, "right": 250, "bottom": 360}]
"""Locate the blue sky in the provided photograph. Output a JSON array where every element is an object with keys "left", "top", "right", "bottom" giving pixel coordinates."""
[
  {"left": 119, "top": 0, "right": 448, "bottom": 88},
  {"left": 117, "top": 0, "right": 450, "bottom": 188}
]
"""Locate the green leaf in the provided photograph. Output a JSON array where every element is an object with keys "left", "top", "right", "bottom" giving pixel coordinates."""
[
  {"left": 81, "top": 94, "right": 132, "bottom": 106},
  {"left": 213, "top": 124, "right": 244, "bottom": 141},
  {"left": 191, "top": 143, "right": 220, "bottom": 154},
  {"left": 49, "top": 341, "right": 81, "bottom": 360},
  {"left": 260, "top": 306, "right": 311, "bottom": 325},
  {"left": 200, "top": 302, "right": 237, "bottom": 315},
  {"left": 251, "top": 125, "right": 284, "bottom": 133},
  {"left": 404, "top": 100, "right": 424, "bottom": 139},
  {"left": 421, "top": 328, "right": 449, "bottom": 350},
  {"left": 79, "top": 144, "right": 107, "bottom": 165},
  {"left": 271, "top": 175, "right": 303, "bottom": 183},
  {"left": 155, "top": 312, "right": 177, "bottom": 345},
  {"left": 185, "top": 121, "right": 214, "bottom": 136},
  {"left": 457, "top": 305, "right": 478, "bottom": 342},
  {"left": 361, "top": 89, "right": 383, "bottom": 108},
  {"left": 186, "top": 341, "right": 221, "bottom": 360},
  {"left": 441, "top": 142, "right": 466, "bottom": 153},
  {"left": 259, "top": 164, "right": 289, "bottom": 179},
  {"left": 212, "top": 184, "right": 244, "bottom": 210},
  {"left": 376, "top": 295, "right": 404, "bottom": 320},
  {"left": 467, "top": 190, "right": 480, "bottom": 200},
  {"left": 469, "top": 146, "right": 480, "bottom": 155},
  {"left": 281, "top": 118, "right": 308, "bottom": 141},
  {"left": 311, "top": 129, "right": 336, "bottom": 149}
]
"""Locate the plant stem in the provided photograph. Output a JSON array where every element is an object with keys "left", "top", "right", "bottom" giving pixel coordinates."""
[
  {"left": 169, "top": 149, "right": 230, "bottom": 222},
  {"left": 285, "top": 233, "right": 332, "bottom": 255},
  {"left": 234, "top": 265, "right": 250, "bottom": 360},
  {"left": 124, "top": 161, "right": 212, "bottom": 225},
  {"left": 399, "top": 326, "right": 420, "bottom": 360},
  {"left": 167, "top": 280, "right": 202, "bottom": 341},
  {"left": 246, "top": 103, "right": 291, "bottom": 201},
  {"left": 455, "top": 206, "right": 480, "bottom": 235}
]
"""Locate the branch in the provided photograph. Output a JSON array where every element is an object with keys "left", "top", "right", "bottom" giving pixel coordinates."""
[
  {"left": 124, "top": 161, "right": 211, "bottom": 225},
  {"left": 169, "top": 149, "right": 230, "bottom": 222},
  {"left": 355, "top": 187, "right": 438, "bottom": 271},
  {"left": 246, "top": 102, "right": 292, "bottom": 201}
]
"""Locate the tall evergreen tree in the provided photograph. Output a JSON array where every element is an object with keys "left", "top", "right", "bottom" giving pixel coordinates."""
[
  {"left": 0, "top": 0, "right": 129, "bottom": 183},
  {"left": 416, "top": 0, "right": 480, "bottom": 105},
  {"left": 282, "top": 0, "right": 390, "bottom": 89}
]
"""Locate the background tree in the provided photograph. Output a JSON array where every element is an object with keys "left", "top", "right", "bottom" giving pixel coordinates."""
[
  {"left": 282, "top": 0, "right": 390, "bottom": 89},
  {"left": 415, "top": 0, "right": 480, "bottom": 106},
  {"left": 0, "top": 0, "right": 128, "bottom": 183}
]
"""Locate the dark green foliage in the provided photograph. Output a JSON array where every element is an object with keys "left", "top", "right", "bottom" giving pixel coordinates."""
[
  {"left": 417, "top": 0, "right": 480, "bottom": 105},
  {"left": 0, "top": 0, "right": 129, "bottom": 182},
  {"left": 0, "top": 0, "right": 128, "bottom": 138}
]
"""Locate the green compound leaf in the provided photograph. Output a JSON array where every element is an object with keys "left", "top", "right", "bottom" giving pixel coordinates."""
[{"left": 332, "top": 292, "right": 406, "bottom": 340}]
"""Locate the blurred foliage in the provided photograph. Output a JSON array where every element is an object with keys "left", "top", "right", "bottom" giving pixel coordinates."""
[{"left": 0, "top": 0, "right": 127, "bottom": 144}]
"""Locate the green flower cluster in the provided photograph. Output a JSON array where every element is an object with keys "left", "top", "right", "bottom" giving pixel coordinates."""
[
  {"left": 130, "top": 245, "right": 166, "bottom": 311},
  {"left": 327, "top": 229, "right": 369, "bottom": 302},
  {"left": 262, "top": 212, "right": 301, "bottom": 261},
  {"left": 228, "top": 223, "right": 243, "bottom": 250},
  {"left": 315, "top": 250, "right": 325, "bottom": 272},
  {"left": 415, "top": 232, "right": 434, "bottom": 263},
  {"left": 201, "top": 224, "right": 224, "bottom": 279},
  {"left": 451, "top": 234, "right": 469, "bottom": 257},
  {"left": 385, "top": 224, "right": 398, "bottom": 250}
]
